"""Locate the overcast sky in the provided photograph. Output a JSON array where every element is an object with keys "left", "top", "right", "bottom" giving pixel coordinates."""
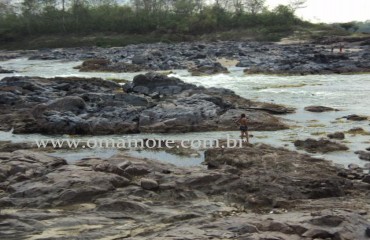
[{"left": 266, "top": 0, "right": 370, "bottom": 23}]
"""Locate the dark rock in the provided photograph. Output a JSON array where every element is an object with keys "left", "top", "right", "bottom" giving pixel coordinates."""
[
  {"left": 355, "top": 151, "right": 370, "bottom": 161},
  {"left": 304, "top": 105, "right": 337, "bottom": 112},
  {"left": 366, "top": 227, "right": 370, "bottom": 237},
  {"left": 328, "top": 132, "right": 345, "bottom": 140},
  {"left": 294, "top": 138, "right": 349, "bottom": 153},
  {"left": 125, "top": 72, "right": 198, "bottom": 96},
  {"left": 0, "top": 74, "right": 289, "bottom": 134},
  {"left": 343, "top": 114, "right": 368, "bottom": 121}
]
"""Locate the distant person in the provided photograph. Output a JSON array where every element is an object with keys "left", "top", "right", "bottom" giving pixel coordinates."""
[
  {"left": 235, "top": 113, "right": 249, "bottom": 143},
  {"left": 339, "top": 43, "right": 344, "bottom": 53},
  {"left": 331, "top": 45, "right": 334, "bottom": 53}
]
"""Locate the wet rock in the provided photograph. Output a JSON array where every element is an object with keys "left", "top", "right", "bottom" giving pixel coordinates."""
[
  {"left": 327, "top": 132, "right": 345, "bottom": 140},
  {"left": 304, "top": 105, "right": 337, "bottom": 112},
  {"left": 355, "top": 151, "right": 370, "bottom": 161},
  {"left": 294, "top": 138, "right": 349, "bottom": 153},
  {"left": 343, "top": 114, "right": 368, "bottom": 121},
  {"left": 140, "top": 178, "right": 159, "bottom": 190},
  {"left": 189, "top": 62, "right": 229, "bottom": 76}
]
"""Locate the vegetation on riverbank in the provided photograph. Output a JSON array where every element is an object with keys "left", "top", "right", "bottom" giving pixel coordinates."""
[{"left": 0, "top": 0, "right": 317, "bottom": 49}]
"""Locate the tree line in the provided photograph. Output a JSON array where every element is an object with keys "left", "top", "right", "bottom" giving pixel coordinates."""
[{"left": 0, "top": 0, "right": 305, "bottom": 41}]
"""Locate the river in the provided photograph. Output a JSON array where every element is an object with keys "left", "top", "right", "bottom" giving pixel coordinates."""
[{"left": 1, "top": 58, "right": 369, "bottom": 168}]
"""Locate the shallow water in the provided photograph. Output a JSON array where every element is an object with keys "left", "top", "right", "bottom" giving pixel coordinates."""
[{"left": 1, "top": 58, "right": 369, "bottom": 168}]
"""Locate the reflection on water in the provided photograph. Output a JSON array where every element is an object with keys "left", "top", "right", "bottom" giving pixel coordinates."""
[{"left": 1, "top": 58, "right": 369, "bottom": 168}]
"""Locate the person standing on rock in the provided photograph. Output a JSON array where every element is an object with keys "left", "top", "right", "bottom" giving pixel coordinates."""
[{"left": 235, "top": 114, "right": 249, "bottom": 143}]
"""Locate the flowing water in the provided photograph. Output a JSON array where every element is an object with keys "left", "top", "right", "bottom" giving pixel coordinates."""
[{"left": 1, "top": 58, "right": 369, "bottom": 167}]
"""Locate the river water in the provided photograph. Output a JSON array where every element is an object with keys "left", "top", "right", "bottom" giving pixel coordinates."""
[{"left": 1, "top": 58, "right": 369, "bottom": 168}]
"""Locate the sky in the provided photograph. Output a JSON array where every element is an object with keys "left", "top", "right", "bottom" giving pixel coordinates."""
[{"left": 266, "top": 0, "right": 370, "bottom": 23}]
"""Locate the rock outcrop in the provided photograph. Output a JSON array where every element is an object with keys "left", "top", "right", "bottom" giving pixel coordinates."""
[
  {"left": 0, "top": 73, "right": 290, "bottom": 134},
  {"left": 0, "top": 143, "right": 369, "bottom": 239}
]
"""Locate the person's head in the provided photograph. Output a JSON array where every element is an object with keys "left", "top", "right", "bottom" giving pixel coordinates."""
[{"left": 241, "top": 114, "right": 246, "bottom": 118}]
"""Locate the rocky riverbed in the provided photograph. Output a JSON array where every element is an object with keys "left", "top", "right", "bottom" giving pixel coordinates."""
[
  {"left": 1, "top": 141, "right": 370, "bottom": 239},
  {"left": 1, "top": 38, "right": 370, "bottom": 75},
  {"left": 1, "top": 39, "right": 370, "bottom": 239}
]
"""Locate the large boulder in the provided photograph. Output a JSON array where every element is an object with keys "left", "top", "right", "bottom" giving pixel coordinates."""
[
  {"left": 124, "top": 72, "right": 199, "bottom": 96},
  {"left": 139, "top": 95, "right": 221, "bottom": 133}
]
